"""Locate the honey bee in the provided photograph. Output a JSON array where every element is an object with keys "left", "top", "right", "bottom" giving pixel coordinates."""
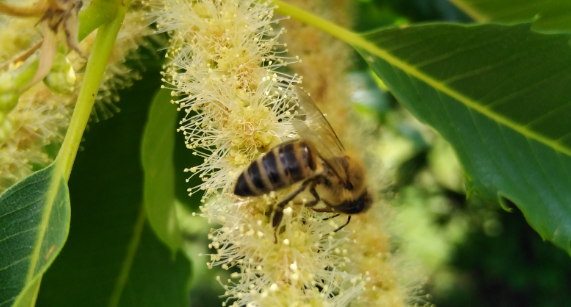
[{"left": 234, "top": 87, "right": 372, "bottom": 242}]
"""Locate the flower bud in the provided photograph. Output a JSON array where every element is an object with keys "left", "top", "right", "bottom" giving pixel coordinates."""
[
  {"left": 0, "top": 116, "right": 13, "bottom": 144},
  {"left": 0, "top": 72, "right": 19, "bottom": 111},
  {"left": 43, "top": 54, "right": 76, "bottom": 94}
]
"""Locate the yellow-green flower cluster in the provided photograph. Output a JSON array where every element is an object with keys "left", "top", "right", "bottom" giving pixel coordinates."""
[
  {"left": 0, "top": 16, "right": 39, "bottom": 64},
  {"left": 0, "top": 3, "right": 151, "bottom": 192}
]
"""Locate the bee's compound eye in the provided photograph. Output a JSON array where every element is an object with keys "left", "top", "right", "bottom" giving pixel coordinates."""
[
  {"left": 338, "top": 198, "right": 365, "bottom": 214},
  {"left": 337, "top": 191, "right": 372, "bottom": 214}
]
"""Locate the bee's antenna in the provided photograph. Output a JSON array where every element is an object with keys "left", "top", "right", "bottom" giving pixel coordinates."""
[{"left": 333, "top": 216, "right": 351, "bottom": 233}]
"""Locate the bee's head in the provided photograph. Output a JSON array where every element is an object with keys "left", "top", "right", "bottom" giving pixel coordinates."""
[
  {"left": 335, "top": 190, "right": 373, "bottom": 214},
  {"left": 334, "top": 153, "right": 372, "bottom": 214},
  {"left": 341, "top": 153, "right": 367, "bottom": 196}
]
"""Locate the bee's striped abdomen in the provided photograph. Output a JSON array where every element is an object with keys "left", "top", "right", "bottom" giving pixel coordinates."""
[
  {"left": 234, "top": 141, "right": 319, "bottom": 197},
  {"left": 279, "top": 142, "right": 304, "bottom": 183},
  {"left": 262, "top": 149, "right": 282, "bottom": 187}
]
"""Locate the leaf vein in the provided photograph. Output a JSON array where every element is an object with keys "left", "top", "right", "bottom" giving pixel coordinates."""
[
  {"left": 353, "top": 30, "right": 571, "bottom": 157},
  {"left": 496, "top": 122, "right": 539, "bottom": 205},
  {"left": 0, "top": 174, "right": 51, "bottom": 214},
  {"left": 0, "top": 197, "right": 44, "bottom": 220},
  {"left": 0, "top": 226, "right": 39, "bottom": 244},
  {"left": 418, "top": 37, "right": 505, "bottom": 71},
  {"left": 467, "top": 108, "right": 526, "bottom": 198},
  {"left": 556, "top": 152, "right": 571, "bottom": 196},
  {"left": 0, "top": 256, "right": 30, "bottom": 272},
  {"left": 524, "top": 101, "right": 571, "bottom": 130},
  {"left": 0, "top": 296, "right": 16, "bottom": 307},
  {"left": 525, "top": 138, "right": 568, "bottom": 207},
  {"left": 486, "top": 64, "right": 571, "bottom": 110}
]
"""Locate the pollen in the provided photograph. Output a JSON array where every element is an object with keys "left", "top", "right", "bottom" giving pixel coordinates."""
[
  {"left": 148, "top": 0, "right": 366, "bottom": 306},
  {"left": 150, "top": 0, "right": 301, "bottom": 199}
]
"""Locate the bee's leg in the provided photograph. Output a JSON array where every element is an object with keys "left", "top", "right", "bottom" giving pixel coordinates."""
[
  {"left": 303, "top": 182, "right": 321, "bottom": 207},
  {"left": 321, "top": 213, "right": 340, "bottom": 221},
  {"left": 311, "top": 206, "right": 335, "bottom": 213},
  {"left": 311, "top": 200, "right": 342, "bottom": 221},
  {"left": 333, "top": 216, "right": 351, "bottom": 232},
  {"left": 311, "top": 206, "right": 340, "bottom": 225},
  {"left": 312, "top": 198, "right": 350, "bottom": 232},
  {"left": 272, "top": 179, "right": 315, "bottom": 243},
  {"left": 291, "top": 179, "right": 324, "bottom": 207}
]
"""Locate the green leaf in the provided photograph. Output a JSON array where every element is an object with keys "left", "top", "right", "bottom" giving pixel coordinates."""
[
  {"left": 448, "top": 0, "right": 571, "bottom": 33},
  {"left": 78, "top": 0, "right": 120, "bottom": 41},
  {"left": 0, "top": 164, "right": 70, "bottom": 307},
  {"left": 36, "top": 68, "right": 191, "bottom": 307},
  {"left": 141, "top": 89, "right": 182, "bottom": 252},
  {"left": 356, "top": 23, "right": 571, "bottom": 254}
]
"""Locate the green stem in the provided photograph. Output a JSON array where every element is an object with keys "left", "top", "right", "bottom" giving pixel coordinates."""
[
  {"left": 56, "top": 0, "right": 130, "bottom": 180},
  {"left": 272, "top": 0, "right": 364, "bottom": 47},
  {"left": 78, "top": 0, "right": 120, "bottom": 41},
  {"left": 272, "top": 0, "right": 398, "bottom": 63},
  {"left": 446, "top": 0, "right": 488, "bottom": 22}
]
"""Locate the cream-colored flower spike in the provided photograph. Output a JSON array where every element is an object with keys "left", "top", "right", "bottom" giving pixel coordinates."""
[
  {"left": 152, "top": 0, "right": 303, "bottom": 198},
  {"left": 151, "top": 0, "right": 365, "bottom": 306}
]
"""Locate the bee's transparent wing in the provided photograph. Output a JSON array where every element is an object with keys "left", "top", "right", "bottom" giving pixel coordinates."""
[{"left": 292, "top": 87, "right": 348, "bottom": 182}]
